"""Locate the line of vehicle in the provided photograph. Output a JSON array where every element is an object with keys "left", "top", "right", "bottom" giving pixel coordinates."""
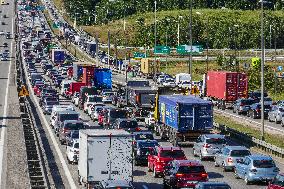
[
  {"left": 22, "top": 44, "right": 77, "bottom": 189},
  {"left": 0, "top": 11, "right": 14, "bottom": 187},
  {"left": 214, "top": 108, "right": 284, "bottom": 133}
]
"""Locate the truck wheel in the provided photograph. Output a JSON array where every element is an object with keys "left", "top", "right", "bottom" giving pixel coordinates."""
[
  {"left": 153, "top": 167, "right": 158, "bottom": 178},
  {"left": 193, "top": 149, "right": 197, "bottom": 157},
  {"left": 199, "top": 152, "right": 204, "bottom": 161}
]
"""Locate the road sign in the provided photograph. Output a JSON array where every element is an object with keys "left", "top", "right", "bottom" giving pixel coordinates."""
[
  {"left": 133, "top": 52, "right": 146, "bottom": 59},
  {"left": 154, "top": 46, "right": 170, "bottom": 55},
  {"left": 176, "top": 45, "right": 203, "bottom": 55},
  {"left": 18, "top": 86, "right": 29, "bottom": 97},
  {"left": 278, "top": 66, "right": 283, "bottom": 71},
  {"left": 251, "top": 57, "right": 260, "bottom": 69},
  {"left": 191, "top": 85, "right": 200, "bottom": 95}
]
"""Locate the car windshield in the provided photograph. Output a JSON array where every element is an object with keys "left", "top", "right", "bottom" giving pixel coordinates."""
[
  {"left": 203, "top": 185, "right": 231, "bottom": 189},
  {"left": 230, "top": 150, "right": 251, "bottom": 157},
  {"left": 206, "top": 138, "right": 226, "bottom": 145},
  {"left": 178, "top": 166, "right": 205, "bottom": 174},
  {"left": 65, "top": 122, "right": 84, "bottom": 130},
  {"left": 89, "top": 96, "right": 103, "bottom": 102},
  {"left": 107, "top": 187, "right": 132, "bottom": 189},
  {"left": 160, "top": 150, "right": 185, "bottom": 158},
  {"left": 110, "top": 110, "right": 127, "bottom": 118},
  {"left": 138, "top": 141, "right": 159, "bottom": 148},
  {"left": 74, "top": 143, "right": 79, "bottom": 149},
  {"left": 135, "top": 134, "right": 154, "bottom": 140},
  {"left": 46, "top": 101, "right": 59, "bottom": 106},
  {"left": 242, "top": 99, "right": 254, "bottom": 105},
  {"left": 120, "top": 120, "right": 138, "bottom": 128},
  {"left": 253, "top": 159, "right": 275, "bottom": 168},
  {"left": 59, "top": 114, "right": 79, "bottom": 121},
  {"left": 71, "top": 132, "right": 79, "bottom": 139},
  {"left": 271, "top": 175, "right": 284, "bottom": 186},
  {"left": 279, "top": 107, "right": 284, "bottom": 112}
]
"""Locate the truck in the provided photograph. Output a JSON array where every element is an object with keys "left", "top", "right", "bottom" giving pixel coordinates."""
[
  {"left": 154, "top": 95, "right": 213, "bottom": 146},
  {"left": 82, "top": 66, "right": 96, "bottom": 86},
  {"left": 140, "top": 58, "right": 160, "bottom": 78},
  {"left": 128, "top": 87, "right": 156, "bottom": 109},
  {"left": 78, "top": 86, "right": 98, "bottom": 110},
  {"left": 86, "top": 41, "right": 97, "bottom": 55},
  {"left": 206, "top": 71, "right": 248, "bottom": 109},
  {"left": 175, "top": 73, "right": 191, "bottom": 86},
  {"left": 73, "top": 62, "right": 95, "bottom": 81},
  {"left": 50, "top": 49, "right": 65, "bottom": 65},
  {"left": 94, "top": 68, "right": 112, "bottom": 89},
  {"left": 65, "top": 82, "right": 86, "bottom": 99},
  {"left": 78, "top": 129, "right": 133, "bottom": 187}
]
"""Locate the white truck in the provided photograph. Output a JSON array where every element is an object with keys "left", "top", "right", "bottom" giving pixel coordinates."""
[
  {"left": 175, "top": 73, "right": 191, "bottom": 86},
  {"left": 78, "top": 129, "right": 133, "bottom": 188}
]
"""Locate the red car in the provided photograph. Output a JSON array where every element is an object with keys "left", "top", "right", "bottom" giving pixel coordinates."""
[
  {"left": 148, "top": 146, "right": 187, "bottom": 177},
  {"left": 267, "top": 173, "right": 284, "bottom": 189},
  {"left": 33, "top": 83, "right": 44, "bottom": 96},
  {"left": 163, "top": 160, "right": 208, "bottom": 188}
]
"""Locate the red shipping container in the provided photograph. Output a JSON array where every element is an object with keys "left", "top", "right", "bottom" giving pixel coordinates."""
[
  {"left": 206, "top": 71, "right": 248, "bottom": 101},
  {"left": 82, "top": 66, "right": 96, "bottom": 86}
]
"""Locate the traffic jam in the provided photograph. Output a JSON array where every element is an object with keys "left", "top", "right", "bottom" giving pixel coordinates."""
[{"left": 15, "top": 0, "right": 284, "bottom": 189}]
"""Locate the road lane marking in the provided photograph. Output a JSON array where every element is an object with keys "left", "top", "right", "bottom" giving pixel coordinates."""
[{"left": 0, "top": 11, "right": 13, "bottom": 187}]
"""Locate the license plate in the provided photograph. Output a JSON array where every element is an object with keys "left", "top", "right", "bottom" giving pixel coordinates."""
[{"left": 187, "top": 181, "right": 198, "bottom": 184}]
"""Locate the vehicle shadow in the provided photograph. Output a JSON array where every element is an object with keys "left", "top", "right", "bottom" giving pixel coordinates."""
[
  {"left": 134, "top": 182, "right": 163, "bottom": 189},
  {"left": 133, "top": 170, "right": 147, "bottom": 177},
  {"left": 208, "top": 171, "right": 224, "bottom": 179}
]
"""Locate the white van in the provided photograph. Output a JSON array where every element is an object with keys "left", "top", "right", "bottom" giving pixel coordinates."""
[
  {"left": 50, "top": 105, "right": 75, "bottom": 128},
  {"left": 175, "top": 73, "right": 191, "bottom": 85}
]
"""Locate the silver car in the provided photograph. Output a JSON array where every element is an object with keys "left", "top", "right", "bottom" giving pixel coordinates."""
[
  {"left": 193, "top": 134, "right": 226, "bottom": 160},
  {"left": 214, "top": 146, "right": 251, "bottom": 171},
  {"left": 268, "top": 105, "right": 284, "bottom": 123},
  {"left": 235, "top": 155, "right": 279, "bottom": 184}
]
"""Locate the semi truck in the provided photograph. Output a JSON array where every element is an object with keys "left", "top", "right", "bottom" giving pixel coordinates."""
[
  {"left": 154, "top": 95, "right": 213, "bottom": 146},
  {"left": 206, "top": 71, "right": 248, "bottom": 109},
  {"left": 86, "top": 41, "right": 97, "bottom": 55},
  {"left": 72, "top": 62, "right": 96, "bottom": 81},
  {"left": 140, "top": 58, "right": 160, "bottom": 78},
  {"left": 50, "top": 49, "right": 65, "bottom": 65},
  {"left": 78, "top": 86, "right": 98, "bottom": 110},
  {"left": 65, "top": 82, "right": 86, "bottom": 99},
  {"left": 78, "top": 129, "right": 133, "bottom": 188},
  {"left": 94, "top": 68, "right": 112, "bottom": 89}
]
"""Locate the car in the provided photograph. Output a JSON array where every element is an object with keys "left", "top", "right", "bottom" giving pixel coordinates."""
[
  {"left": 97, "top": 180, "right": 135, "bottom": 189},
  {"left": 65, "top": 130, "right": 79, "bottom": 146},
  {"left": 58, "top": 120, "right": 84, "bottom": 145},
  {"left": 144, "top": 112, "right": 155, "bottom": 129},
  {"left": 42, "top": 100, "right": 59, "bottom": 115},
  {"left": 267, "top": 173, "right": 284, "bottom": 189},
  {"left": 66, "top": 139, "right": 79, "bottom": 164},
  {"left": 268, "top": 105, "right": 284, "bottom": 123},
  {"left": 249, "top": 91, "right": 268, "bottom": 102},
  {"left": 112, "top": 118, "right": 140, "bottom": 133},
  {"left": 90, "top": 105, "right": 104, "bottom": 121},
  {"left": 101, "top": 91, "right": 115, "bottom": 103},
  {"left": 193, "top": 134, "right": 227, "bottom": 160},
  {"left": 233, "top": 98, "right": 254, "bottom": 115},
  {"left": 214, "top": 146, "right": 251, "bottom": 171},
  {"left": 247, "top": 103, "right": 271, "bottom": 119},
  {"left": 3, "top": 15, "right": 7, "bottom": 18},
  {"left": 195, "top": 182, "right": 231, "bottom": 189},
  {"left": 87, "top": 103, "right": 104, "bottom": 116},
  {"left": 0, "top": 31, "right": 4, "bottom": 35},
  {"left": 162, "top": 78, "right": 176, "bottom": 88},
  {"left": 163, "top": 160, "right": 208, "bottom": 189},
  {"left": 134, "top": 140, "right": 159, "bottom": 165},
  {"left": 234, "top": 155, "right": 279, "bottom": 184},
  {"left": 1, "top": 22, "right": 5, "bottom": 25},
  {"left": 3, "top": 43, "right": 8, "bottom": 48},
  {"left": 148, "top": 146, "right": 187, "bottom": 177},
  {"left": 133, "top": 131, "right": 154, "bottom": 146},
  {"left": 178, "top": 81, "right": 191, "bottom": 89}
]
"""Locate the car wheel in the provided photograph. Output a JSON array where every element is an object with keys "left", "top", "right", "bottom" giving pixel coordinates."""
[
  {"left": 234, "top": 169, "right": 240, "bottom": 179},
  {"left": 147, "top": 162, "right": 152, "bottom": 172},
  {"left": 199, "top": 152, "right": 204, "bottom": 161},
  {"left": 237, "top": 109, "right": 241, "bottom": 115},
  {"left": 214, "top": 158, "right": 219, "bottom": 167},
  {"left": 67, "top": 156, "right": 71, "bottom": 164},
  {"left": 252, "top": 112, "right": 256, "bottom": 119},
  {"left": 163, "top": 179, "right": 169, "bottom": 189},
  {"left": 222, "top": 163, "right": 228, "bottom": 172},
  {"left": 245, "top": 175, "right": 251, "bottom": 185},
  {"left": 232, "top": 108, "right": 236, "bottom": 113},
  {"left": 268, "top": 115, "right": 272, "bottom": 122},
  {"left": 153, "top": 167, "right": 158, "bottom": 178},
  {"left": 193, "top": 148, "right": 197, "bottom": 157},
  {"left": 281, "top": 121, "right": 284, "bottom": 127},
  {"left": 275, "top": 117, "right": 280, "bottom": 124}
]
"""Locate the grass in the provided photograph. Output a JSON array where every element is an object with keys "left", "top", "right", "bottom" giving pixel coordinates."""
[{"left": 214, "top": 114, "right": 284, "bottom": 149}]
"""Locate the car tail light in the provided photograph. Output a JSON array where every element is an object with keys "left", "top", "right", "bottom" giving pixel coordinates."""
[
  {"left": 63, "top": 128, "right": 69, "bottom": 133},
  {"left": 132, "top": 141, "right": 137, "bottom": 145},
  {"left": 135, "top": 127, "right": 141, "bottom": 131},
  {"left": 201, "top": 173, "right": 208, "bottom": 178},
  {"left": 203, "top": 144, "right": 211, "bottom": 148},
  {"left": 175, "top": 173, "right": 184, "bottom": 177},
  {"left": 227, "top": 157, "right": 233, "bottom": 163},
  {"left": 256, "top": 109, "right": 261, "bottom": 112},
  {"left": 250, "top": 169, "right": 257, "bottom": 172},
  {"left": 156, "top": 158, "right": 164, "bottom": 163},
  {"left": 240, "top": 103, "right": 244, "bottom": 106}
]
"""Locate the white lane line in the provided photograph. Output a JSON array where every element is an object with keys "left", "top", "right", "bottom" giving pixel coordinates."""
[
  {"left": 142, "top": 185, "right": 149, "bottom": 189},
  {"left": 214, "top": 109, "right": 284, "bottom": 133},
  {"left": 21, "top": 45, "right": 77, "bottom": 189},
  {"left": 0, "top": 13, "right": 14, "bottom": 187}
]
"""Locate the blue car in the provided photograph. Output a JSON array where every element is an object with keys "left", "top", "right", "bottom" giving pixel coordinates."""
[{"left": 234, "top": 155, "right": 279, "bottom": 184}]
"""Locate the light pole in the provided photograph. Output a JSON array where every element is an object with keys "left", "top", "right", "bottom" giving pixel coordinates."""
[
  {"left": 260, "top": 0, "right": 265, "bottom": 141},
  {"left": 234, "top": 24, "right": 239, "bottom": 72},
  {"left": 177, "top": 16, "right": 183, "bottom": 46},
  {"left": 189, "top": 0, "right": 193, "bottom": 81},
  {"left": 154, "top": 0, "right": 157, "bottom": 83}
]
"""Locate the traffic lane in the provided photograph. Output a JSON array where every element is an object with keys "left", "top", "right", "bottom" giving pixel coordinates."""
[{"left": 215, "top": 108, "right": 284, "bottom": 134}]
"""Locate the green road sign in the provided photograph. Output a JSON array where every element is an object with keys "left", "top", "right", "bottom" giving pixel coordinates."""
[
  {"left": 176, "top": 45, "right": 203, "bottom": 55},
  {"left": 251, "top": 57, "right": 260, "bottom": 69},
  {"left": 154, "top": 46, "right": 170, "bottom": 55},
  {"left": 52, "top": 22, "right": 59, "bottom": 29},
  {"left": 134, "top": 52, "right": 146, "bottom": 59}
]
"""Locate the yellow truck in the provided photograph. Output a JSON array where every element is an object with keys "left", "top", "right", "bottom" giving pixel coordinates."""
[{"left": 140, "top": 58, "right": 160, "bottom": 78}]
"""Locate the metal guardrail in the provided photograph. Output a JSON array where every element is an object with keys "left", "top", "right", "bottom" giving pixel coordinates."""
[{"left": 213, "top": 122, "right": 284, "bottom": 158}]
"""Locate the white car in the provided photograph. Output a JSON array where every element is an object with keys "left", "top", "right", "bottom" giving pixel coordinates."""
[
  {"left": 162, "top": 78, "right": 176, "bottom": 88},
  {"left": 87, "top": 103, "right": 104, "bottom": 116},
  {"left": 74, "top": 96, "right": 80, "bottom": 106},
  {"left": 178, "top": 81, "right": 191, "bottom": 89},
  {"left": 0, "top": 31, "right": 4, "bottom": 35},
  {"left": 90, "top": 106, "right": 104, "bottom": 121},
  {"left": 102, "top": 92, "right": 115, "bottom": 103},
  {"left": 66, "top": 139, "right": 79, "bottom": 164}
]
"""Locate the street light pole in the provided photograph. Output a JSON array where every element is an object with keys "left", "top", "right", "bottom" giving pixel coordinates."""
[
  {"left": 154, "top": 0, "right": 157, "bottom": 83},
  {"left": 189, "top": 0, "right": 193, "bottom": 80},
  {"left": 261, "top": 0, "right": 265, "bottom": 141}
]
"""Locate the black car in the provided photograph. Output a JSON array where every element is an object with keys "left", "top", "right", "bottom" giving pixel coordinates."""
[
  {"left": 134, "top": 140, "right": 159, "bottom": 165},
  {"left": 249, "top": 91, "right": 268, "bottom": 102},
  {"left": 232, "top": 98, "right": 255, "bottom": 115},
  {"left": 247, "top": 103, "right": 271, "bottom": 119},
  {"left": 133, "top": 131, "right": 154, "bottom": 146},
  {"left": 113, "top": 118, "right": 139, "bottom": 133},
  {"left": 3, "top": 43, "right": 8, "bottom": 48}
]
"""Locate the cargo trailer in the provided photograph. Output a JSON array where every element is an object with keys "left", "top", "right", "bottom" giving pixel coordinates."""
[
  {"left": 78, "top": 129, "right": 133, "bottom": 188},
  {"left": 206, "top": 71, "right": 248, "bottom": 109},
  {"left": 154, "top": 95, "right": 213, "bottom": 146},
  {"left": 50, "top": 49, "right": 65, "bottom": 65},
  {"left": 94, "top": 68, "right": 112, "bottom": 89}
]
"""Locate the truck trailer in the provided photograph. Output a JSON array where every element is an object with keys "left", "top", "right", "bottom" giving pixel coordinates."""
[
  {"left": 154, "top": 95, "right": 213, "bottom": 146},
  {"left": 94, "top": 68, "right": 112, "bottom": 89},
  {"left": 78, "top": 129, "right": 133, "bottom": 188},
  {"left": 206, "top": 71, "right": 248, "bottom": 109},
  {"left": 50, "top": 49, "right": 65, "bottom": 65}
]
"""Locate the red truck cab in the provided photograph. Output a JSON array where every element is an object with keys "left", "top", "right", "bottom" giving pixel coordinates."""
[
  {"left": 34, "top": 83, "right": 44, "bottom": 97},
  {"left": 267, "top": 173, "right": 284, "bottom": 189},
  {"left": 148, "top": 146, "right": 187, "bottom": 178}
]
